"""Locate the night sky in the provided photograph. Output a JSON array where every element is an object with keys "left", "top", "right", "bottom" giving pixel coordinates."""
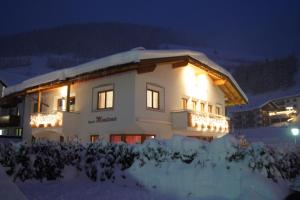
[{"left": 1, "top": 0, "right": 300, "bottom": 57}]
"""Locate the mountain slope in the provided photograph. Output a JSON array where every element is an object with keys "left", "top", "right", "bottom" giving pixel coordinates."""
[{"left": 0, "top": 22, "right": 201, "bottom": 58}]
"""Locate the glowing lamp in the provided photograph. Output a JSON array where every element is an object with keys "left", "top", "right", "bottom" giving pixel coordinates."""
[{"left": 291, "top": 128, "right": 299, "bottom": 136}]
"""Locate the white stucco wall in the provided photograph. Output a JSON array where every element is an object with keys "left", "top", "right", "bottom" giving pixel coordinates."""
[
  {"left": 23, "top": 63, "right": 227, "bottom": 142},
  {"left": 134, "top": 63, "right": 225, "bottom": 138}
]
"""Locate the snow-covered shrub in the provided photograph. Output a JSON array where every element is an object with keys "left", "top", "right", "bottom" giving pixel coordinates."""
[
  {"left": 84, "top": 140, "right": 136, "bottom": 181},
  {"left": 0, "top": 135, "right": 299, "bottom": 185},
  {"left": 226, "top": 141, "right": 300, "bottom": 182},
  {"left": 0, "top": 143, "right": 16, "bottom": 176}
]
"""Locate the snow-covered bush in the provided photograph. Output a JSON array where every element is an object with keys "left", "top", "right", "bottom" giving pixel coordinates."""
[
  {"left": 226, "top": 141, "right": 300, "bottom": 182},
  {"left": 0, "top": 135, "right": 299, "bottom": 185},
  {"left": 84, "top": 140, "right": 136, "bottom": 181}
]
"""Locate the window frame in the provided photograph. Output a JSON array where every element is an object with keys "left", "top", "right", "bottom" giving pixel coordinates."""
[
  {"left": 208, "top": 104, "right": 213, "bottom": 113},
  {"left": 192, "top": 100, "right": 197, "bottom": 111},
  {"left": 200, "top": 102, "right": 206, "bottom": 113},
  {"left": 215, "top": 105, "right": 221, "bottom": 115},
  {"left": 110, "top": 134, "right": 155, "bottom": 144},
  {"left": 90, "top": 135, "right": 99, "bottom": 143},
  {"left": 182, "top": 98, "right": 188, "bottom": 110},
  {"left": 147, "top": 89, "right": 160, "bottom": 110},
  {"left": 97, "top": 89, "right": 114, "bottom": 110}
]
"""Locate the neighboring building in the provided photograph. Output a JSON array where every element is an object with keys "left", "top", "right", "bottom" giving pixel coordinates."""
[
  {"left": 0, "top": 80, "right": 24, "bottom": 138},
  {"left": 1, "top": 49, "right": 247, "bottom": 143},
  {"left": 232, "top": 94, "right": 300, "bottom": 129}
]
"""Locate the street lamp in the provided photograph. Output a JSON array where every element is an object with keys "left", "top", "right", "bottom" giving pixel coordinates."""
[{"left": 291, "top": 128, "right": 299, "bottom": 145}]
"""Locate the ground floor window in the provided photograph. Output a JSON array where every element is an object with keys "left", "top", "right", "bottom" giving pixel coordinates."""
[
  {"left": 110, "top": 134, "right": 155, "bottom": 144},
  {"left": 90, "top": 135, "right": 99, "bottom": 143}
]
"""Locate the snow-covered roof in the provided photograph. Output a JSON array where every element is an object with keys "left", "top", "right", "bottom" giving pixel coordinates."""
[{"left": 4, "top": 48, "right": 248, "bottom": 102}]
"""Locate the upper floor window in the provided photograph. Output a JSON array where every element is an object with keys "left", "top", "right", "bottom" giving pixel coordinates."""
[
  {"left": 208, "top": 105, "right": 213, "bottom": 113},
  {"left": 147, "top": 89, "right": 159, "bottom": 109},
  {"left": 182, "top": 98, "right": 188, "bottom": 110},
  {"left": 216, "top": 106, "right": 221, "bottom": 115},
  {"left": 98, "top": 90, "right": 114, "bottom": 109},
  {"left": 146, "top": 83, "right": 165, "bottom": 111},
  {"left": 92, "top": 84, "right": 114, "bottom": 112},
  {"left": 192, "top": 100, "right": 197, "bottom": 111},
  {"left": 200, "top": 102, "right": 205, "bottom": 112},
  {"left": 57, "top": 96, "right": 76, "bottom": 111}
]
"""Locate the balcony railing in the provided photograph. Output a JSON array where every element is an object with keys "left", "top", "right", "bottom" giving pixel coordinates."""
[
  {"left": 30, "top": 111, "right": 79, "bottom": 128},
  {"left": 0, "top": 115, "right": 21, "bottom": 127},
  {"left": 171, "top": 110, "right": 229, "bottom": 133}
]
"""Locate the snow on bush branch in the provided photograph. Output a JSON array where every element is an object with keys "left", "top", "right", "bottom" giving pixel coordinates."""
[{"left": 0, "top": 135, "right": 299, "bottom": 182}]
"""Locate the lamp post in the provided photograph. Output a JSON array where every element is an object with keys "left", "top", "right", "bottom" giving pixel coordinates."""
[{"left": 291, "top": 128, "right": 299, "bottom": 145}]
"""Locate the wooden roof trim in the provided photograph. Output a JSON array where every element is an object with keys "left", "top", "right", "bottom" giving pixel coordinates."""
[{"left": 5, "top": 55, "right": 247, "bottom": 105}]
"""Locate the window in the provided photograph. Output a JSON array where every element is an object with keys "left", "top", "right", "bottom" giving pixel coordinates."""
[
  {"left": 110, "top": 134, "right": 155, "bottom": 144},
  {"left": 208, "top": 105, "right": 213, "bottom": 113},
  {"left": 90, "top": 135, "right": 99, "bottom": 143},
  {"left": 98, "top": 90, "right": 114, "bottom": 109},
  {"left": 57, "top": 96, "right": 75, "bottom": 111},
  {"left": 16, "top": 128, "right": 23, "bottom": 137},
  {"left": 200, "top": 102, "right": 205, "bottom": 112},
  {"left": 57, "top": 98, "right": 66, "bottom": 111},
  {"left": 69, "top": 97, "right": 76, "bottom": 111},
  {"left": 33, "top": 102, "right": 38, "bottom": 113},
  {"left": 216, "top": 106, "right": 221, "bottom": 115},
  {"left": 92, "top": 84, "right": 114, "bottom": 111},
  {"left": 110, "top": 135, "right": 122, "bottom": 144},
  {"left": 192, "top": 100, "right": 197, "bottom": 111},
  {"left": 182, "top": 98, "right": 188, "bottom": 110},
  {"left": 147, "top": 89, "right": 159, "bottom": 109},
  {"left": 125, "top": 135, "right": 142, "bottom": 144}
]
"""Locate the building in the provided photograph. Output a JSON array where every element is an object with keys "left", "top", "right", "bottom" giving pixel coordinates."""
[
  {"left": 1, "top": 49, "right": 247, "bottom": 143},
  {"left": 0, "top": 80, "right": 23, "bottom": 139},
  {"left": 232, "top": 94, "right": 299, "bottom": 129}
]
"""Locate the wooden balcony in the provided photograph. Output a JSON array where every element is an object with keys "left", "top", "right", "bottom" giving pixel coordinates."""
[{"left": 171, "top": 110, "right": 229, "bottom": 133}]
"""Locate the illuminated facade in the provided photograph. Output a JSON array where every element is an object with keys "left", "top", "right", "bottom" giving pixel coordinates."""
[
  {"left": 232, "top": 94, "right": 300, "bottom": 129},
  {"left": 2, "top": 49, "right": 247, "bottom": 143}
]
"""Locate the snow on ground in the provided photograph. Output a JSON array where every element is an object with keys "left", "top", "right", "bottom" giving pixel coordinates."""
[
  {"left": 0, "top": 165, "right": 27, "bottom": 200},
  {"left": 17, "top": 169, "right": 180, "bottom": 200}
]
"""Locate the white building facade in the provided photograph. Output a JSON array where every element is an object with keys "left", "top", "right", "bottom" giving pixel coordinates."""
[{"left": 3, "top": 49, "right": 248, "bottom": 144}]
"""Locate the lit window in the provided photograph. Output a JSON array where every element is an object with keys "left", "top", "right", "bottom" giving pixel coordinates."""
[
  {"left": 182, "top": 98, "right": 188, "bottom": 110},
  {"left": 57, "top": 98, "right": 66, "bottom": 111},
  {"left": 110, "top": 134, "right": 155, "bottom": 144},
  {"left": 147, "top": 89, "right": 159, "bottom": 109},
  {"left": 208, "top": 105, "right": 213, "bottom": 113},
  {"left": 90, "top": 135, "right": 99, "bottom": 143},
  {"left": 0, "top": 129, "right": 2, "bottom": 135},
  {"left": 192, "top": 100, "right": 197, "bottom": 111},
  {"left": 110, "top": 135, "right": 122, "bottom": 144},
  {"left": 216, "top": 106, "right": 221, "bottom": 115},
  {"left": 200, "top": 103, "right": 205, "bottom": 112},
  {"left": 98, "top": 90, "right": 114, "bottom": 109},
  {"left": 69, "top": 97, "right": 76, "bottom": 111},
  {"left": 125, "top": 135, "right": 142, "bottom": 144}
]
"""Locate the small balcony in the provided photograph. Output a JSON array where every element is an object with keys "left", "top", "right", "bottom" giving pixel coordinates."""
[
  {"left": 0, "top": 115, "right": 21, "bottom": 127},
  {"left": 30, "top": 111, "right": 79, "bottom": 129},
  {"left": 171, "top": 110, "right": 229, "bottom": 134}
]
